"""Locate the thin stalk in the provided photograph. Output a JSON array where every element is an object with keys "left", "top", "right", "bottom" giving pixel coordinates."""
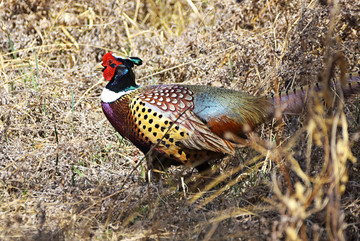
[
  {"left": 7, "top": 31, "right": 16, "bottom": 93},
  {"left": 35, "top": 50, "right": 39, "bottom": 81},
  {"left": 228, "top": 54, "right": 234, "bottom": 83},
  {"left": 7, "top": 31, "right": 16, "bottom": 59},
  {"left": 54, "top": 124, "right": 59, "bottom": 174},
  {"left": 71, "top": 90, "right": 74, "bottom": 132},
  {"left": 29, "top": 63, "right": 38, "bottom": 91}
]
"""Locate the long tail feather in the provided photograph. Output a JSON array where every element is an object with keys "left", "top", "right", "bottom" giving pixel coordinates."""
[{"left": 267, "top": 72, "right": 360, "bottom": 115}]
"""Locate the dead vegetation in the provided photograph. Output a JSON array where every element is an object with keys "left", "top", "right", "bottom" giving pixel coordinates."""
[{"left": 0, "top": 0, "right": 360, "bottom": 240}]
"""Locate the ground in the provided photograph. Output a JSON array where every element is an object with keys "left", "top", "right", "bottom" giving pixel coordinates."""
[{"left": 0, "top": 0, "right": 360, "bottom": 240}]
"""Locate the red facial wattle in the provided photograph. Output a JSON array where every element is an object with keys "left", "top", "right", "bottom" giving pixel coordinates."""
[{"left": 102, "top": 52, "right": 123, "bottom": 81}]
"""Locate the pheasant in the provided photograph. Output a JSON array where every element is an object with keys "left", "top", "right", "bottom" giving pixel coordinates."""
[{"left": 99, "top": 52, "right": 360, "bottom": 174}]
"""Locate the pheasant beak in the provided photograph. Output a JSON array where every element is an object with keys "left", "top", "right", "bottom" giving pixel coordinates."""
[{"left": 94, "top": 62, "right": 105, "bottom": 72}]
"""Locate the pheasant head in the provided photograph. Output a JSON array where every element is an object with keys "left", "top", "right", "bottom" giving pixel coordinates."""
[
  {"left": 100, "top": 52, "right": 143, "bottom": 103},
  {"left": 102, "top": 52, "right": 143, "bottom": 81}
]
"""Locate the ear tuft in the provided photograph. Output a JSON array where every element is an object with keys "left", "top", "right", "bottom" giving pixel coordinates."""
[{"left": 129, "top": 57, "right": 143, "bottom": 66}]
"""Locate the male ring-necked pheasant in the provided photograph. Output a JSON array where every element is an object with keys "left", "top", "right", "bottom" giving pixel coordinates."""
[{"left": 99, "top": 52, "right": 360, "bottom": 173}]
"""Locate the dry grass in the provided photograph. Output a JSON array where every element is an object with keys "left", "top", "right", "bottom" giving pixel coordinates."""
[{"left": 1, "top": 0, "right": 360, "bottom": 240}]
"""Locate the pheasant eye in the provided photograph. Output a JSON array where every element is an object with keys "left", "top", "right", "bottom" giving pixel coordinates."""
[{"left": 108, "top": 59, "right": 113, "bottom": 65}]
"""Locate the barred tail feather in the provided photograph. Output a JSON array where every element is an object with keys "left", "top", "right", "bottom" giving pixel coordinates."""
[{"left": 268, "top": 72, "right": 360, "bottom": 115}]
